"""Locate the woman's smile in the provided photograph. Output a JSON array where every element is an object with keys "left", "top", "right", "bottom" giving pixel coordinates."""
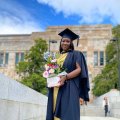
[{"left": 61, "top": 38, "right": 71, "bottom": 51}]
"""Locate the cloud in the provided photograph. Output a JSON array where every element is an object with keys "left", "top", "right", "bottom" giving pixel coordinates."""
[
  {"left": 37, "top": 0, "right": 120, "bottom": 24},
  {"left": 0, "top": 0, "right": 42, "bottom": 34}
]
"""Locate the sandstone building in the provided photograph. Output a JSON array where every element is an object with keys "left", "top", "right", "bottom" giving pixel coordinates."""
[{"left": 0, "top": 24, "right": 112, "bottom": 97}]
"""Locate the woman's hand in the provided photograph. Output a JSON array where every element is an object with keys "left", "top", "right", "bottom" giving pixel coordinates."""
[
  {"left": 79, "top": 98, "right": 84, "bottom": 105},
  {"left": 58, "top": 75, "right": 66, "bottom": 86}
]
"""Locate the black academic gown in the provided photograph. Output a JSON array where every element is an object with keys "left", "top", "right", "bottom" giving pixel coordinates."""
[{"left": 46, "top": 50, "right": 90, "bottom": 120}]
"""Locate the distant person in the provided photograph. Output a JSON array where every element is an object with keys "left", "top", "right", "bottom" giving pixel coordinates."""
[{"left": 103, "top": 97, "right": 110, "bottom": 117}]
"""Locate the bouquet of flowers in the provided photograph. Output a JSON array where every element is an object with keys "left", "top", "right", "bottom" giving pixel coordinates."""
[{"left": 43, "top": 53, "right": 67, "bottom": 87}]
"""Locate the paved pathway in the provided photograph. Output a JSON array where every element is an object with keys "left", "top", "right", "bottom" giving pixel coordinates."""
[{"left": 81, "top": 116, "right": 120, "bottom": 120}]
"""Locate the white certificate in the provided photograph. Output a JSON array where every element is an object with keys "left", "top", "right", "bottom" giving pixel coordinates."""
[
  {"left": 47, "top": 71, "right": 67, "bottom": 87},
  {"left": 47, "top": 76, "right": 60, "bottom": 87}
]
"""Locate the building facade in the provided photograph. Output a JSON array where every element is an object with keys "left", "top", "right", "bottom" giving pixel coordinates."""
[{"left": 0, "top": 24, "right": 112, "bottom": 98}]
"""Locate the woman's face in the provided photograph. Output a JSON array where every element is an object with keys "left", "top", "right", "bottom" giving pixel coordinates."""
[{"left": 61, "top": 38, "right": 71, "bottom": 51}]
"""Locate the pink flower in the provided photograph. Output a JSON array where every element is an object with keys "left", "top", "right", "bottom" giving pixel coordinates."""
[{"left": 43, "top": 71, "right": 49, "bottom": 78}]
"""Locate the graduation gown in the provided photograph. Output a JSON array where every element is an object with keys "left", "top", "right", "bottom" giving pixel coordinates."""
[{"left": 46, "top": 50, "right": 90, "bottom": 120}]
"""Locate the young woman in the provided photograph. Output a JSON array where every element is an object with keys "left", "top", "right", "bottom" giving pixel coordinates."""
[
  {"left": 103, "top": 97, "right": 110, "bottom": 117},
  {"left": 46, "top": 28, "right": 90, "bottom": 120}
]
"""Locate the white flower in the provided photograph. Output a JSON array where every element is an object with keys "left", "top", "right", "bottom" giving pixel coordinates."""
[
  {"left": 51, "top": 59, "right": 57, "bottom": 63},
  {"left": 45, "top": 64, "right": 49, "bottom": 70},
  {"left": 49, "top": 69, "right": 55, "bottom": 74}
]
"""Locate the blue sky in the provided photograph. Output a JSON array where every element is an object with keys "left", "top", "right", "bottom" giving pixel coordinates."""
[{"left": 0, "top": 0, "right": 120, "bottom": 34}]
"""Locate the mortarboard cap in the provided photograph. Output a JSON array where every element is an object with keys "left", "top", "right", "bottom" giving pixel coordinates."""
[{"left": 58, "top": 28, "right": 79, "bottom": 46}]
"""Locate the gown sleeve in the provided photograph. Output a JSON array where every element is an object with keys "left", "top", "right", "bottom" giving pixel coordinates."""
[{"left": 75, "top": 51, "right": 90, "bottom": 101}]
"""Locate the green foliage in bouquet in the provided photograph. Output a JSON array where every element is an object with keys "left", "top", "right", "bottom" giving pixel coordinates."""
[{"left": 43, "top": 53, "right": 67, "bottom": 78}]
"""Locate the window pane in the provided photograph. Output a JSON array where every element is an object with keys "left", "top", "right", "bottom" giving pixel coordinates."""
[
  {"left": 5, "top": 53, "right": 9, "bottom": 64},
  {"left": 20, "top": 53, "right": 24, "bottom": 61},
  {"left": 100, "top": 51, "right": 104, "bottom": 66},
  {"left": 82, "top": 51, "right": 87, "bottom": 62},
  {"left": 0, "top": 53, "right": 4, "bottom": 65},
  {"left": 15, "top": 53, "right": 19, "bottom": 64},
  {"left": 94, "top": 51, "right": 98, "bottom": 66}
]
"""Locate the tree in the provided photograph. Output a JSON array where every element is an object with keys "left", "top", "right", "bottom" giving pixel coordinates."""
[
  {"left": 16, "top": 38, "right": 48, "bottom": 95},
  {"left": 92, "top": 25, "right": 120, "bottom": 96}
]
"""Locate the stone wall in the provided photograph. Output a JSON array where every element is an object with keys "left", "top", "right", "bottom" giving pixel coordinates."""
[
  {"left": 0, "top": 73, "right": 47, "bottom": 120},
  {"left": 111, "top": 102, "right": 120, "bottom": 118},
  {"left": 0, "top": 34, "right": 34, "bottom": 79},
  {"left": 0, "top": 25, "right": 112, "bottom": 80}
]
